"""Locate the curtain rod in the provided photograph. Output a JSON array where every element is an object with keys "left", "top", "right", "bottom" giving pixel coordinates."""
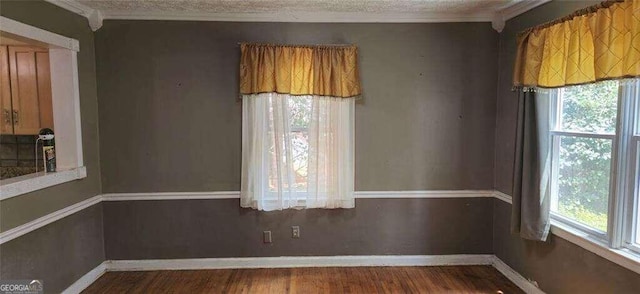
[{"left": 238, "top": 42, "right": 355, "bottom": 48}]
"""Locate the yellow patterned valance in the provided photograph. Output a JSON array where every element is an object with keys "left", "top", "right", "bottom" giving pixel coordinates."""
[
  {"left": 513, "top": 0, "right": 640, "bottom": 89},
  {"left": 239, "top": 43, "right": 361, "bottom": 98}
]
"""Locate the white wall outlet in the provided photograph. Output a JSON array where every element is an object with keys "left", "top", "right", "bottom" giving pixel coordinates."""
[
  {"left": 263, "top": 231, "right": 272, "bottom": 243},
  {"left": 292, "top": 226, "right": 300, "bottom": 238}
]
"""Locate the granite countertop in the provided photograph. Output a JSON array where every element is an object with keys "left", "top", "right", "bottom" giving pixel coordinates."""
[{"left": 1, "top": 167, "right": 37, "bottom": 180}]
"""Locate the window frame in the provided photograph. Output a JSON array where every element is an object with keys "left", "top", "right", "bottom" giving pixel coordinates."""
[
  {"left": 548, "top": 86, "right": 618, "bottom": 241},
  {"left": 0, "top": 17, "right": 86, "bottom": 200},
  {"left": 548, "top": 79, "right": 640, "bottom": 255},
  {"left": 620, "top": 81, "right": 640, "bottom": 254},
  {"left": 264, "top": 98, "right": 312, "bottom": 203}
]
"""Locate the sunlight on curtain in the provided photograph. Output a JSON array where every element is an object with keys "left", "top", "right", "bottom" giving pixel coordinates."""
[{"left": 241, "top": 93, "right": 354, "bottom": 211}]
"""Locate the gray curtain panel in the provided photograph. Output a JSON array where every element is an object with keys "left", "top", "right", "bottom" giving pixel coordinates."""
[{"left": 511, "top": 90, "right": 552, "bottom": 241}]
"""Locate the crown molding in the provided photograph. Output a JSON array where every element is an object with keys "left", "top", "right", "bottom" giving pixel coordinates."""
[
  {"left": 102, "top": 11, "right": 495, "bottom": 23},
  {"left": 42, "top": 0, "right": 553, "bottom": 32},
  {"left": 490, "top": 0, "right": 551, "bottom": 32},
  {"left": 499, "top": 0, "right": 552, "bottom": 21},
  {"left": 44, "top": 0, "right": 103, "bottom": 31}
]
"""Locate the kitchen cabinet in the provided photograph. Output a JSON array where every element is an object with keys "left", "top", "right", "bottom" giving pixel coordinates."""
[
  {"left": 0, "top": 45, "right": 53, "bottom": 135},
  {"left": 0, "top": 46, "right": 12, "bottom": 134}
]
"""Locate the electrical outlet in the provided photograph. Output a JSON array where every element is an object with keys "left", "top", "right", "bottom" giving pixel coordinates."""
[
  {"left": 263, "top": 231, "right": 272, "bottom": 243},
  {"left": 291, "top": 226, "right": 300, "bottom": 238}
]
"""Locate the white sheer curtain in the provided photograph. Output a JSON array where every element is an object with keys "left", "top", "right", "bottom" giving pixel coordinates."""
[{"left": 241, "top": 93, "right": 355, "bottom": 211}]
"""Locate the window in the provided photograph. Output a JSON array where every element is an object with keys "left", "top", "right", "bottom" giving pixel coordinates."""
[
  {"left": 549, "top": 79, "right": 640, "bottom": 253},
  {"left": 238, "top": 43, "right": 359, "bottom": 211},
  {"left": 241, "top": 93, "right": 355, "bottom": 211},
  {"left": 267, "top": 96, "right": 311, "bottom": 196},
  {"left": 0, "top": 17, "right": 86, "bottom": 200}
]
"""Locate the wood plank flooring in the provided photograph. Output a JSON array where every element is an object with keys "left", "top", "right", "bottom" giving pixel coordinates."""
[{"left": 83, "top": 266, "right": 524, "bottom": 293}]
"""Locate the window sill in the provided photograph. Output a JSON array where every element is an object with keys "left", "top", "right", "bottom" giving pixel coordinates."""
[
  {"left": 550, "top": 220, "right": 640, "bottom": 275},
  {"left": 0, "top": 166, "right": 87, "bottom": 201}
]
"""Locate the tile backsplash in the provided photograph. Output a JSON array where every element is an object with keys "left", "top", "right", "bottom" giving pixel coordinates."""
[{"left": 1, "top": 134, "right": 43, "bottom": 168}]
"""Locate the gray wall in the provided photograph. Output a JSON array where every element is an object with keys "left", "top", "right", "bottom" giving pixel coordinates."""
[
  {"left": 0, "top": 1, "right": 104, "bottom": 292},
  {"left": 493, "top": 1, "right": 640, "bottom": 293},
  {"left": 0, "top": 1, "right": 102, "bottom": 231},
  {"left": 94, "top": 20, "right": 499, "bottom": 260},
  {"left": 4, "top": 1, "right": 638, "bottom": 292},
  {"left": 95, "top": 21, "right": 498, "bottom": 193},
  {"left": 104, "top": 198, "right": 493, "bottom": 259},
  {"left": 0, "top": 203, "right": 104, "bottom": 293}
]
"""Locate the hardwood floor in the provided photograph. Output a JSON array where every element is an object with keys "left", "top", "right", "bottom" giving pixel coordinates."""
[{"left": 83, "top": 266, "right": 523, "bottom": 293}]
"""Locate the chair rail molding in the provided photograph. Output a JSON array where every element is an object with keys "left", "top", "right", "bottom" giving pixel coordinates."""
[{"left": 0, "top": 190, "right": 495, "bottom": 245}]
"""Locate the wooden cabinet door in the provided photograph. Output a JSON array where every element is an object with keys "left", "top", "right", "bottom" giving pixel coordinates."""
[
  {"left": 0, "top": 46, "right": 12, "bottom": 134},
  {"left": 8, "top": 46, "right": 53, "bottom": 135}
]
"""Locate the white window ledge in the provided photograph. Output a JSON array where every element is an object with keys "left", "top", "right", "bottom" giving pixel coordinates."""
[
  {"left": 494, "top": 193, "right": 640, "bottom": 275},
  {"left": 0, "top": 166, "right": 87, "bottom": 201},
  {"left": 550, "top": 221, "right": 640, "bottom": 275}
]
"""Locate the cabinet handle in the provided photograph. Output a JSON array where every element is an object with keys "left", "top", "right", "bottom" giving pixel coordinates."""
[
  {"left": 12, "top": 110, "right": 18, "bottom": 124},
  {"left": 3, "top": 109, "right": 10, "bottom": 124}
]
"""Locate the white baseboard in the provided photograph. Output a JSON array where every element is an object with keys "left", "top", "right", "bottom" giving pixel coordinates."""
[
  {"left": 61, "top": 255, "right": 543, "bottom": 294},
  {"left": 107, "top": 254, "right": 495, "bottom": 271},
  {"left": 491, "top": 256, "right": 544, "bottom": 294},
  {"left": 61, "top": 261, "right": 107, "bottom": 294}
]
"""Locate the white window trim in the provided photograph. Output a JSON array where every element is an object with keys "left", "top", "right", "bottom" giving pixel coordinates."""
[
  {"left": 550, "top": 220, "right": 640, "bottom": 275},
  {"left": 627, "top": 135, "right": 640, "bottom": 254},
  {"left": 547, "top": 79, "right": 640, "bottom": 272},
  {"left": 0, "top": 167, "right": 87, "bottom": 200},
  {"left": 548, "top": 85, "right": 618, "bottom": 240},
  {"left": 0, "top": 17, "right": 86, "bottom": 200},
  {"left": 620, "top": 81, "right": 640, "bottom": 254}
]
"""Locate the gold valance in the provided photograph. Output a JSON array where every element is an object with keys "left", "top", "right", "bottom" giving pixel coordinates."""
[
  {"left": 513, "top": 0, "right": 640, "bottom": 88},
  {"left": 239, "top": 43, "right": 361, "bottom": 98}
]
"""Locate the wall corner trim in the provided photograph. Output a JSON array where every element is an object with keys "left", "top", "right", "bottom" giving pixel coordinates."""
[
  {"left": 491, "top": 256, "right": 545, "bottom": 294},
  {"left": 61, "top": 261, "right": 107, "bottom": 294},
  {"left": 493, "top": 191, "right": 513, "bottom": 204},
  {"left": 43, "top": 0, "right": 103, "bottom": 31},
  {"left": 491, "top": 13, "right": 505, "bottom": 32},
  {"left": 497, "top": 0, "right": 551, "bottom": 21}
]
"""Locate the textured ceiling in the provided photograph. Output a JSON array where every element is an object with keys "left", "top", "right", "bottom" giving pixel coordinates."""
[{"left": 77, "top": 0, "right": 516, "bottom": 14}]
